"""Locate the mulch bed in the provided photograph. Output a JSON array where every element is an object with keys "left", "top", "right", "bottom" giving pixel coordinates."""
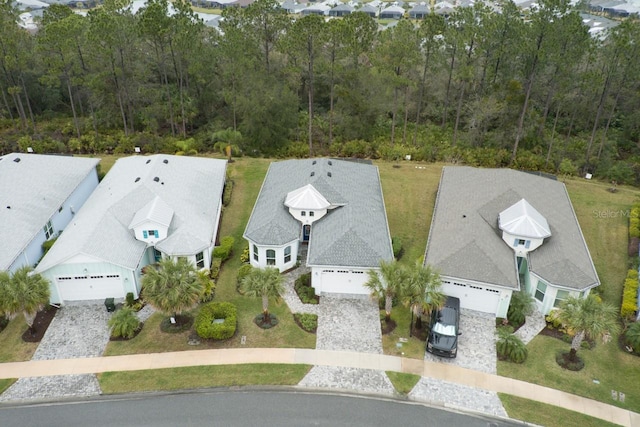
[
  {"left": 293, "top": 314, "right": 317, "bottom": 334},
  {"left": 160, "top": 314, "right": 194, "bottom": 333},
  {"left": 22, "top": 306, "right": 58, "bottom": 343},
  {"left": 381, "top": 319, "right": 397, "bottom": 335},
  {"left": 539, "top": 325, "right": 566, "bottom": 340}
]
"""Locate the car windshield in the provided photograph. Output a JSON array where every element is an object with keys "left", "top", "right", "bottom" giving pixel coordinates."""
[{"left": 432, "top": 322, "right": 456, "bottom": 336}]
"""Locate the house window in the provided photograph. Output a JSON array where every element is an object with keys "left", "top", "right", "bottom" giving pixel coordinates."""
[
  {"left": 147, "top": 230, "right": 158, "bottom": 238},
  {"left": 196, "top": 251, "right": 205, "bottom": 269},
  {"left": 253, "top": 244, "right": 258, "bottom": 262},
  {"left": 301, "top": 211, "right": 306, "bottom": 216},
  {"left": 518, "top": 239, "right": 525, "bottom": 246},
  {"left": 554, "top": 290, "right": 570, "bottom": 308},
  {"left": 43, "top": 220, "right": 54, "bottom": 239},
  {"left": 266, "top": 249, "right": 276, "bottom": 266},
  {"left": 535, "top": 282, "right": 547, "bottom": 302},
  {"left": 284, "top": 246, "right": 291, "bottom": 263},
  {"left": 309, "top": 211, "right": 314, "bottom": 217},
  {"left": 153, "top": 248, "right": 162, "bottom": 262}
]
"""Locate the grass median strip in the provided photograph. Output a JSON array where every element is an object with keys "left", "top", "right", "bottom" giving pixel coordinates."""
[
  {"left": 386, "top": 372, "right": 421, "bottom": 395},
  {"left": 499, "top": 394, "right": 620, "bottom": 427},
  {"left": 98, "top": 364, "right": 312, "bottom": 394}
]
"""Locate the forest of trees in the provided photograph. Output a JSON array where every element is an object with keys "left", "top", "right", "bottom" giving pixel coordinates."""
[{"left": 1, "top": 0, "right": 639, "bottom": 183}]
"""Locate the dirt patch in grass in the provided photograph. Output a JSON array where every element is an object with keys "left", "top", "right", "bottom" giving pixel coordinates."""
[
  {"left": 21, "top": 306, "right": 57, "bottom": 343},
  {"left": 160, "top": 314, "right": 193, "bottom": 333}
]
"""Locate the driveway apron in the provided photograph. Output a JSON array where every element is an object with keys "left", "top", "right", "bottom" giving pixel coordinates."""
[
  {"left": 0, "top": 302, "right": 111, "bottom": 402},
  {"left": 410, "top": 309, "right": 507, "bottom": 417}
]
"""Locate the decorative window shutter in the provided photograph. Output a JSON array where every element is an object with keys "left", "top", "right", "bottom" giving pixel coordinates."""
[
  {"left": 143, "top": 230, "right": 148, "bottom": 238},
  {"left": 513, "top": 238, "right": 518, "bottom": 247},
  {"left": 525, "top": 240, "right": 530, "bottom": 249},
  {"left": 154, "top": 230, "right": 159, "bottom": 238}
]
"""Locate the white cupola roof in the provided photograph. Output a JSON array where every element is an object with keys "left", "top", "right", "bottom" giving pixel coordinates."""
[
  {"left": 498, "top": 199, "right": 551, "bottom": 239},
  {"left": 129, "top": 195, "right": 174, "bottom": 229},
  {"left": 284, "top": 184, "right": 330, "bottom": 210}
]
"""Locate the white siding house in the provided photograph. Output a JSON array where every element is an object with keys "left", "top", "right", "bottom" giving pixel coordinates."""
[
  {"left": 36, "top": 155, "right": 227, "bottom": 304},
  {"left": 244, "top": 159, "right": 394, "bottom": 296},
  {"left": 0, "top": 153, "right": 99, "bottom": 273},
  {"left": 424, "top": 167, "right": 599, "bottom": 317}
]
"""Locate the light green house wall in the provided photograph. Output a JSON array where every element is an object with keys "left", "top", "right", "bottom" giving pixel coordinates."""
[{"left": 43, "top": 262, "right": 139, "bottom": 305}]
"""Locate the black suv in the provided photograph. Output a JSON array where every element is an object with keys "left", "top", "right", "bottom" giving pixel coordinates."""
[{"left": 426, "top": 296, "right": 461, "bottom": 358}]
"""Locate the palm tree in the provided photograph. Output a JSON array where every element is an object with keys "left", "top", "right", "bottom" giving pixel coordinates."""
[
  {"left": 141, "top": 257, "right": 204, "bottom": 321},
  {"left": 108, "top": 307, "right": 140, "bottom": 339},
  {"left": 0, "top": 270, "right": 13, "bottom": 322},
  {"left": 404, "top": 263, "right": 445, "bottom": 332},
  {"left": 1, "top": 267, "right": 50, "bottom": 335},
  {"left": 558, "top": 294, "right": 620, "bottom": 362},
  {"left": 364, "top": 260, "right": 408, "bottom": 323},
  {"left": 240, "top": 267, "right": 285, "bottom": 324}
]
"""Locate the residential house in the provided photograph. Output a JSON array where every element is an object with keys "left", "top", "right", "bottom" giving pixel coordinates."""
[
  {"left": 0, "top": 153, "right": 99, "bottom": 274},
  {"left": 358, "top": 3, "right": 378, "bottom": 17},
  {"left": 329, "top": 3, "right": 354, "bottom": 16},
  {"left": 36, "top": 155, "right": 227, "bottom": 304},
  {"left": 244, "top": 158, "right": 393, "bottom": 296},
  {"left": 409, "top": 3, "right": 429, "bottom": 19},
  {"left": 379, "top": 4, "right": 404, "bottom": 18},
  {"left": 424, "top": 166, "right": 599, "bottom": 317}
]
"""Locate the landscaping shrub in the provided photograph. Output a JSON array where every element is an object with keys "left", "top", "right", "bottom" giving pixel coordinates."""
[
  {"left": 41, "top": 238, "right": 57, "bottom": 255},
  {"left": 545, "top": 309, "right": 566, "bottom": 332},
  {"left": 236, "top": 264, "right": 253, "bottom": 294},
  {"left": 197, "top": 271, "right": 216, "bottom": 303},
  {"left": 125, "top": 292, "right": 135, "bottom": 307},
  {"left": 213, "top": 236, "right": 234, "bottom": 261},
  {"left": 211, "top": 257, "right": 223, "bottom": 280},
  {"left": 108, "top": 308, "right": 141, "bottom": 339},
  {"left": 195, "top": 302, "right": 237, "bottom": 340},
  {"left": 240, "top": 246, "right": 250, "bottom": 263},
  {"left": 496, "top": 326, "right": 528, "bottom": 363},
  {"left": 392, "top": 237, "right": 403, "bottom": 260},
  {"left": 624, "top": 321, "right": 640, "bottom": 351},
  {"left": 294, "top": 273, "right": 318, "bottom": 304},
  {"left": 222, "top": 180, "right": 234, "bottom": 207},
  {"left": 294, "top": 313, "right": 318, "bottom": 333},
  {"left": 507, "top": 291, "right": 535, "bottom": 328},
  {"left": 620, "top": 269, "right": 639, "bottom": 320}
]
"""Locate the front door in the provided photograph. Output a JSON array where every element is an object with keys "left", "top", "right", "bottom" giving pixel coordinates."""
[{"left": 303, "top": 225, "right": 311, "bottom": 242}]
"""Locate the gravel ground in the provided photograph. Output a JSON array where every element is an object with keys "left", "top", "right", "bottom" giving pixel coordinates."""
[{"left": 0, "top": 302, "right": 111, "bottom": 402}]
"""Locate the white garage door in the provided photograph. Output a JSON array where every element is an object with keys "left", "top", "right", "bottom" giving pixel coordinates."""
[
  {"left": 442, "top": 281, "right": 500, "bottom": 314},
  {"left": 56, "top": 274, "right": 125, "bottom": 302},
  {"left": 316, "top": 269, "right": 368, "bottom": 295}
]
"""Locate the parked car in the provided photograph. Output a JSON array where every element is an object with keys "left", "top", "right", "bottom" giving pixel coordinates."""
[{"left": 426, "top": 296, "right": 461, "bottom": 358}]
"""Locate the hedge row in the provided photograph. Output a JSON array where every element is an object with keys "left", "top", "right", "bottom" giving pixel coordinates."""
[
  {"left": 213, "top": 236, "right": 234, "bottom": 261},
  {"left": 621, "top": 269, "right": 639, "bottom": 320},
  {"left": 195, "top": 302, "right": 237, "bottom": 340}
]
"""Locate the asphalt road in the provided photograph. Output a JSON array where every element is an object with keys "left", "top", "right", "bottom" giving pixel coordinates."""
[{"left": 0, "top": 389, "right": 523, "bottom": 427}]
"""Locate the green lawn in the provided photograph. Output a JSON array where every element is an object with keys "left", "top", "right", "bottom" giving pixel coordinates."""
[
  {"left": 564, "top": 177, "right": 639, "bottom": 306},
  {"left": 386, "top": 371, "right": 421, "bottom": 395},
  {"left": 98, "top": 364, "right": 311, "bottom": 394},
  {"left": 499, "top": 394, "right": 620, "bottom": 427},
  {"left": 0, "top": 317, "right": 38, "bottom": 363},
  {"left": 498, "top": 335, "right": 640, "bottom": 412}
]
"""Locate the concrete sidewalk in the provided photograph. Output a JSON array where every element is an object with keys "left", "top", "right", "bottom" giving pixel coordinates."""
[{"left": 0, "top": 348, "right": 636, "bottom": 426}]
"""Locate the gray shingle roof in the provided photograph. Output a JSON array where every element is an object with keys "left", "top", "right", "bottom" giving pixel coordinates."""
[
  {"left": 424, "top": 166, "right": 599, "bottom": 291},
  {"left": 36, "top": 155, "right": 227, "bottom": 272},
  {"left": 244, "top": 158, "right": 393, "bottom": 268},
  {"left": 0, "top": 153, "right": 99, "bottom": 271}
]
